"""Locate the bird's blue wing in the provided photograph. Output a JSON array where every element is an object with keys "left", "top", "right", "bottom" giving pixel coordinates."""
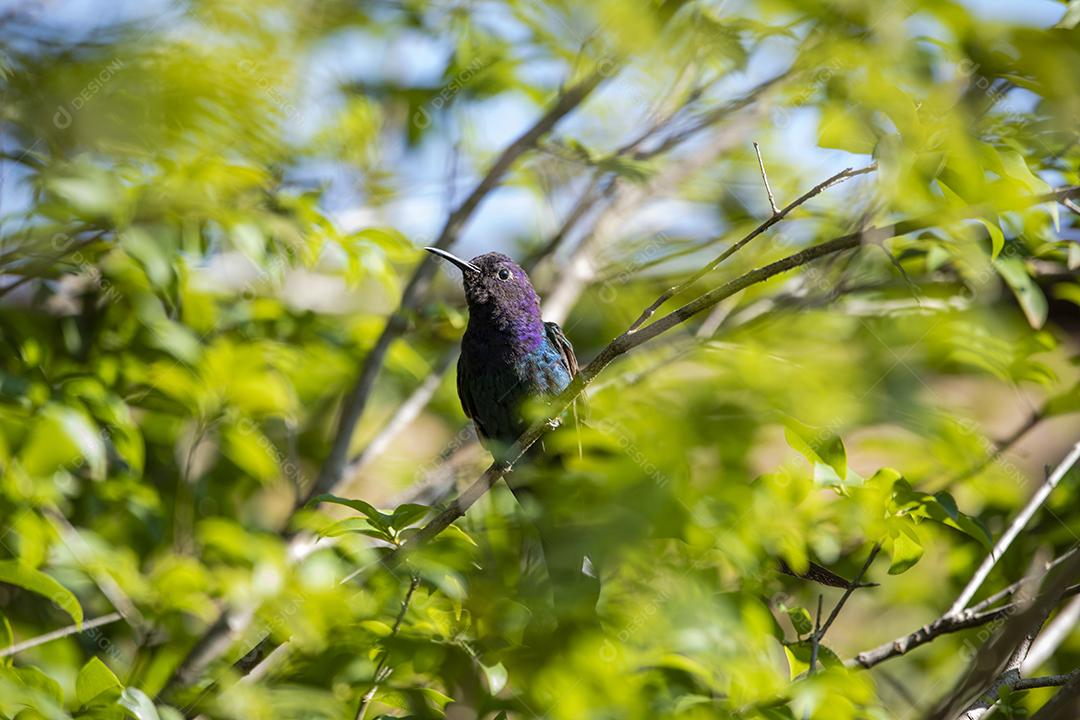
[{"left": 543, "top": 321, "right": 579, "bottom": 382}]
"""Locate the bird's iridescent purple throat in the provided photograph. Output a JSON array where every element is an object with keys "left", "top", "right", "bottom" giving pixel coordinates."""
[{"left": 425, "top": 247, "right": 578, "bottom": 450}]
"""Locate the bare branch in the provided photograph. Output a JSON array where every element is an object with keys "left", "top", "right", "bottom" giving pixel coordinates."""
[
  {"left": 927, "top": 549, "right": 1080, "bottom": 720},
  {"left": 817, "top": 542, "right": 882, "bottom": 640},
  {"left": 624, "top": 163, "right": 878, "bottom": 334},
  {"left": 1024, "top": 595, "right": 1080, "bottom": 675},
  {"left": 946, "top": 441, "right": 1080, "bottom": 618},
  {"left": 0, "top": 612, "right": 123, "bottom": 659},
  {"left": 753, "top": 142, "right": 779, "bottom": 215},
  {"left": 1030, "top": 671, "right": 1080, "bottom": 719},
  {"left": 333, "top": 349, "right": 459, "bottom": 493},
  {"left": 808, "top": 594, "right": 824, "bottom": 677},
  {"left": 850, "top": 583, "right": 1080, "bottom": 671},
  {"left": 45, "top": 508, "right": 148, "bottom": 635},
  {"left": 1017, "top": 668, "right": 1080, "bottom": 691},
  {"left": 969, "top": 547, "right": 1079, "bottom": 615}
]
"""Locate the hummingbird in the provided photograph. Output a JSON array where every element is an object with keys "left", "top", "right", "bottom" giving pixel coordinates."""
[
  {"left": 424, "top": 247, "right": 578, "bottom": 451},
  {"left": 425, "top": 246, "right": 599, "bottom": 622}
]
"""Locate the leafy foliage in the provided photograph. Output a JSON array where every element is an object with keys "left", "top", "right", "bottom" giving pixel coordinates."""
[{"left": 0, "top": 0, "right": 1078, "bottom": 719}]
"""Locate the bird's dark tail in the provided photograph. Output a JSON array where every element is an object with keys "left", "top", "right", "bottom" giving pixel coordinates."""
[
  {"left": 777, "top": 559, "right": 878, "bottom": 589},
  {"left": 507, "top": 473, "right": 601, "bottom": 627}
]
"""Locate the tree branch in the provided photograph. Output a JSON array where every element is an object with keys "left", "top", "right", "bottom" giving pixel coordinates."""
[
  {"left": 946, "top": 441, "right": 1080, "bottom": 618},
  {"left": 1023, "top": 594, "right": 1080, "bottom": 675},
  {"left": 0, "top": 612, "right": 123, "bottom": 659},
  {"left": 624, "top": 163, "right": 878, "bottom": 333},
  {"left": 817, "top": 542, "right": 881, "bottom": 640},
  {"left": 850, "top": 583, "right": 1080, "bottom": 672},
  {"left": 1016, "top": 668, "right": 1080, "bottom": 691},
  {"left": 753, "top": 142, "right": 779, "bottom": 216}
]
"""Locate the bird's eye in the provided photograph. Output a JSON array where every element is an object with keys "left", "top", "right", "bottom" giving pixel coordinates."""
[{"left": 497, "top": 268, "right": 512, "bottom": 281}]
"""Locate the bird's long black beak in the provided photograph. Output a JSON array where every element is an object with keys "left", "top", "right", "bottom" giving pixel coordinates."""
[{"left": 424, "top": 246, "right": 480, "bottom": 274}]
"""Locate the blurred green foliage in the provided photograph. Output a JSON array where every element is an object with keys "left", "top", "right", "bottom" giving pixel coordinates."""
[{"left": 0, "top": 0, "right": 1079, "bottom": 718}]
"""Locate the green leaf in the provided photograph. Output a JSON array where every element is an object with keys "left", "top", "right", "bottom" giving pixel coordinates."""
[
  {"left": 996, "top": 150, "right": 1056, "bottom": 228},
  {"left": 219, "top": 422, "right": 280, "bottom": 482},
  {"left": 481, "top": 661, "right": 508, "bottom": 694},
  {"left": 817, "top": 104, "right": 877, "bottom": 154},
  {"left": 0, "top": 610, "right": 12, "bottom": 656},
  {"left": 926, "top": 243, "right": 951, "bottom": 272},
  {"left": 926, "top": 492, "right": 992, "bottom": 548},
  {"left": 1044, "top": 383, "right": 1080, "bottom": 417},
  {"left": 119, "top": 688, "right": 161, "bottom": 720},
  {"left": 417, "top": 687, "right": 454, "bottom": 710},
  {"left": 18, "top": 405, "right": 105, "bottom": 480},
  {"left": 390, "top": 503, "right": 429, "bottom": 529},
  {"left": 995, "top": 257, "right": 1048, "bottom": 329},
  {"left": 0, "top": 665, "right": 63, "bottom": 704},
  {"left": 1057, "top": 0, "right": 1080, "bottom": 27},
  {"left": 0, "top": 561, "right": 83, "bottom": 625},
  {"left": 784, "top": 419, "right": 861, "bottom": 488},
  {"left": 361, "top": 620, "right": 393, "bottom": 637},
  {"left": 976, "top": 218, "right": 1005, "bottom": 260},
  {"left": 785, "top": 607, "right": 814, "bottom": 637},
  {"left": 888, "top": 525, "right": 924, "bottom": 575},
  {"left": 435, "top": 524, "right": 477, "bottom": 547},
  {"left": 1051, "top": 282, "right": 1080, "bottom": 308},
  {"left": 76, "top": 657, "right": 122, "bottom": 706},
  {"left": 308, "top": 494, "right": 393, "bottom": 532},
  {"left": 318, "top": 517, "right": 375, "bottom": 538},
  {"left": 783, "top": 639, "right": 844, "bottom": 678}
]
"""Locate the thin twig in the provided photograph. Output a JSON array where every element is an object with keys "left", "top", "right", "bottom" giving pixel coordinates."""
[
  {"left": 753, "top": 142, "right": 779, "bottom": 215},
  {"left": 355, "top": 575, "right": 420, "bottom": 720},
  {"left": 1015, "top": 669, "right": 1080, "bottom": 691},
  {"left": 624, "top": 163, "right": 878, "bottom": 333},
  {"left": 817, "top": 542, "right": 882, "bottom": 640},
  {"left": 1024, "top": 595, "right": 1080, "bottom": 675},
  {"left": 0, "top": 612, "right": 123, "bottom": 659},
  {"left": 968, "top": 547, "right": 1079, "bottom": 615},
  {"left": 849, "top": 583, "right": 1080, "bottom": 671},
  {"left": 808, "top": 594, "right": 824, "bottom": 676},
  {"left": 946, "top": 442, "right": 1080, "bottom": 618},
  {"left": 949, "top": 408, "right": 1045, "bottom": 485}
]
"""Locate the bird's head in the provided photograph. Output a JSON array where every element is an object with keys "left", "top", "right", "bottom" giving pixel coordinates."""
[{"left": 425, "top": 248, "right": 540, "bottom": 320}]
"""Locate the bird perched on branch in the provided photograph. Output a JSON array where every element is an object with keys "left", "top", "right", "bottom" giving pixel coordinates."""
[
  {"left": 425, "top": 247, "right": 597, "bottom": 621},
  {"left": 425, "top": 247, "right": 866, "bottom": 603},
  {"left": 424, "top": 248, "right": 577, "bottom": 449}
]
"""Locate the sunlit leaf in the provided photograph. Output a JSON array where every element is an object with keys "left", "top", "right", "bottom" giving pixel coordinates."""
[
  {"left": 0, "top": 561, "right": 83, "bottom": 625},
  {"left": 76, "top": 657, "right": 122, "bottom": 706},
  {"left": 18, "top": 405, "right": 105, "bottom": 480},
  {"left": 119, "top": 688, "right": 161, "bottom": 720},
  {"left": 994, "top": 257, "right": 1047, "bottom": 329}
]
